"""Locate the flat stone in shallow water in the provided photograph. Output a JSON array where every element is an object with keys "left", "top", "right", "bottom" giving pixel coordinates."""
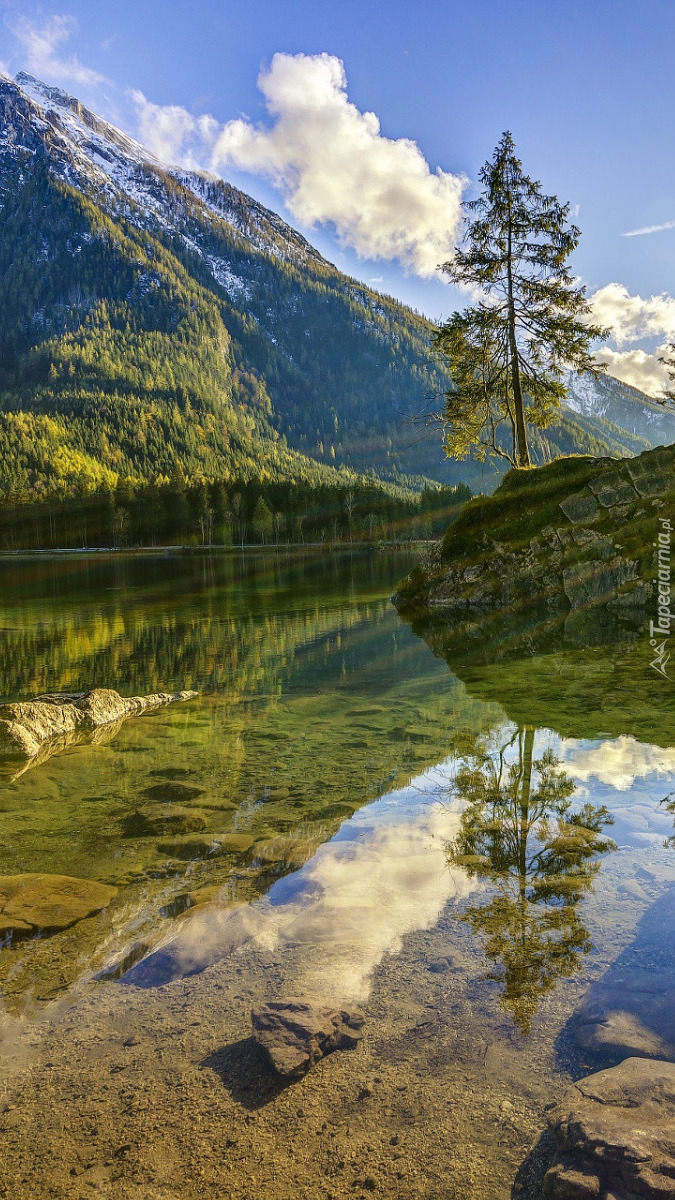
[
  {"left": 569, "top": 890, "right": 675, "bottom": 1063},
  {"left": 572, "top": 969, "right": 675, "bottom": 1061},
  {"left": 544, "top": 1057, "right": 675, "bottom": 1199},
  {"left": 0, "top": 873, "right": 117, "bottom": 934},
  {"left": 251, "top": 998, "right": 365, "bottom": 1078}
]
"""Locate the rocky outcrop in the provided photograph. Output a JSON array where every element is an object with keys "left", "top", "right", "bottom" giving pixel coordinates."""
[
  {"left": 0, "top": 873, "right": 117, "bottom": 937},
  {"left": 0, "top": 687, "right": 197, "bottom": 759},
  {"left": 251, "top": 999, "right": 365, "bottom": 1078},
  {"left": 393, "top": 443, "right": 674, "bottom": 619},
  {"left": 544, "top": 1057, "right": 675, "bottom": 1199}
]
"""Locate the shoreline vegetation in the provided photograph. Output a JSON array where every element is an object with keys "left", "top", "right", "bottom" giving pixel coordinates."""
[
  {"left": 0, "top": 477, "right": 471, "bottom": 553},
  {"left": 0, "top": 539, "right": 436, "bottom": 557}
]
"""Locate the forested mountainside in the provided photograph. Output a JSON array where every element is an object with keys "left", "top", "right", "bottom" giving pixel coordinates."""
[{"left": 0, "top": 71, "right": 671, "bottom": 502}]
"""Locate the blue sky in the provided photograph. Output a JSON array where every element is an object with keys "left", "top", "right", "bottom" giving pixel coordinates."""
[{"left": 2, "top": 0, "right": 675, "bottom": 394}]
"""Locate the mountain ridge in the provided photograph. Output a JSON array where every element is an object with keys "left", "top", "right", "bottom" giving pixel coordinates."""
[{"left": 0, "top": 71, "right": 672, "bottom": 499}]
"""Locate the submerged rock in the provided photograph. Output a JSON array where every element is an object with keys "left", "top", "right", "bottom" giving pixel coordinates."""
[
  {"left": 121, "top": 807, "right": 208, "bottom": 838},
  {"left": 141, "top": 781, "right": 205, "bottom": 804},
  {"left": 0, "top": 688, "right": 197, "bottom": 759},
  {"left": 0, "top": 873, "right": 117, "bottom": 936},
  {"left": 544, "top": 1057, "right": 675, "bottom": 1199},
  {"left": 571, "top": 968, "right": 675, "bottom": 1062},
  {"left": 568, "top": 889, "right": 675, "bottom": 1064},
  {"left": 251, "top": 998, "right": 364, "bottom": 1078},
  {"left": 157, "top": 832, "right": 254, "bottom": 860}
]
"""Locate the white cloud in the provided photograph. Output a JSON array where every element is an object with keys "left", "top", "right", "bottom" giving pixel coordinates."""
[
  {"left": 560, "top": 735, "right": 675, "bottom": 791},
  {"left": 589, "top": 283, "right": 675, "bottom": 395},
  {"left": 590, "top": 283, "right": 675, "bottom": 346},
  {"left": 131, "top": 52, "right": 466, "bottom": 277},
  {"left": 7, "top": 13, "right": 105, "bottom": 88},
  {"left": 593, "top": 345, "right": 672, "bottom": 394},
  {"left": 622, "top": 220, "right": 675, "bottom": 238},
  {"left": 129, "top": 89, "right": 218, "bottom": 168}
]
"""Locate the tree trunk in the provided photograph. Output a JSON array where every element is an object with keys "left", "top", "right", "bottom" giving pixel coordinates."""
[
  {"left": 508, "top": 312, "right": 531, "bottom": 467},
  {"left": 506, "top": 194, "right": 531, "bottom": 468}
]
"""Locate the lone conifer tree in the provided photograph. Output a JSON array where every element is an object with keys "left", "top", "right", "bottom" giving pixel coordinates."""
[{"left": 437, "top": 133, "right": 607, "bottom": 468}]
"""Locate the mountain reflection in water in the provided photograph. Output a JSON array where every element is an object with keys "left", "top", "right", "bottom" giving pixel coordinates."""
[{"left": 0, "top": 552, "right": 674, "bottom": 1055}]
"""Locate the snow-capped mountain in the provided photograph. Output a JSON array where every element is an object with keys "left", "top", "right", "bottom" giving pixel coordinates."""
[
  {"left": 0, "top": 70, "right": 672, "bottom": 497},
  {"left": 4, "top": 72, "right": 328, "bottom": 270},
  {"left": 563, "top": 369, "right": 675, "bottom": 445}
]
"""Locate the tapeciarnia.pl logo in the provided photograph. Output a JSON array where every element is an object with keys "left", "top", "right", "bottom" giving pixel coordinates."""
[{"left": 650, "top": 517, "right": 672, "bottom": 678}]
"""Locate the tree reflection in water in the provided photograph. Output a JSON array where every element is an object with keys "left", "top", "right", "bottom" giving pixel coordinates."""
[{"left": 447, "top": 726, "right": 615, "bottom": 1034}]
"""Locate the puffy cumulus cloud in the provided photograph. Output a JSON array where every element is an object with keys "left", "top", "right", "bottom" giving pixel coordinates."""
[
  {"left": 129, "top": 89, "right": 218, "bottom": 168},
  {"left": 211, "top": 53, "right": 466, "bottom": 276},
  {"left": 588, "top": 282, "right": 675, "bottom": 395},
  {"left": 590, "top": 283, "right": 675, "bottom": 347},
  {"left": 593, "top": 346, "right": 672, "bottom": 395},
  {"left": 132, "top": 52, "right": 466, "bottom": 277},
  {"left": 7, "top": 13, "right": 105, "bottom": 88}
]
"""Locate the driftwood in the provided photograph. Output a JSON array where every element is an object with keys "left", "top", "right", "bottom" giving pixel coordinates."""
[{"left": 0, "top": 687, "right": 197, "bottom": 761}]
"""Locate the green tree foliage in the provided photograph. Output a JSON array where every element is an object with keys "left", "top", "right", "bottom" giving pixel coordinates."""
[
  {"left": 0, "top": 476, "right": 471, "bottom": 551},
  {"left": 437, "top": 133, "right": 607, "bottom": 468},
  {"left": 447, "top": 727, "right": 615, "bottom": 1034}
]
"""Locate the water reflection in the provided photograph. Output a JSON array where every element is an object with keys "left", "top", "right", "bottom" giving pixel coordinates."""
[
  {"left": 447, "top": 727, "right": 615, "bottom": 1033},
  {"left": 122, "top": 780, "right": 474, "bottom": 999},
  {"left": 1, "top": 551, "right": 675, "bottom": 1054}
]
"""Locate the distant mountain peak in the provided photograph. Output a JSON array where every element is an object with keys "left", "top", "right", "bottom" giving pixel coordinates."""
[
  {"left": 15, "top": 71, "right": 78, "bottom": 111},
  {"left": 11, "top": 70, "right": 161, "bottom": 170}
]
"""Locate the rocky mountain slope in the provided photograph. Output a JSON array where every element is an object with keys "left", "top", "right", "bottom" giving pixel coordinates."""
[{"left": 0, "top": 71, "right": 672, "bottom": 497}]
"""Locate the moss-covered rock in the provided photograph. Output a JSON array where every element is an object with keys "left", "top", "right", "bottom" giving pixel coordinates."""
[{"left": 393, "top": 444, "right": 675, "bottom": 619}]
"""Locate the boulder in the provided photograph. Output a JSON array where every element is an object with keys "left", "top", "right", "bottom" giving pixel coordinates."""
[
  {"left": 558, "top": 493, "right": 600, "bottom": 524},
  {"left": 562, "top": 556, "right": 638, "bottom": 609},
  {"left": 588, "top": 469, "right": 639, "bottom": 508},
  {"left": 251, "top": 998, "right": 364, "bottom": 1078},
  {"left": 568, "top": 891, "right": 675, "bottom": 1064},
  {"left": 0, "top": 873, "right": 118, "bottom": 935},
  {"left": 0, "top": 688, "right": 197, "bottom": 759},
  {"left": 544, "top": 1057, "right": 675, "bottom": 1199}
]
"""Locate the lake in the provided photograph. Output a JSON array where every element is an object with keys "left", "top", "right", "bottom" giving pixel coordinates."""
[{"left": 0, "top": 550, "right": 674, "bottom": 1199}]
